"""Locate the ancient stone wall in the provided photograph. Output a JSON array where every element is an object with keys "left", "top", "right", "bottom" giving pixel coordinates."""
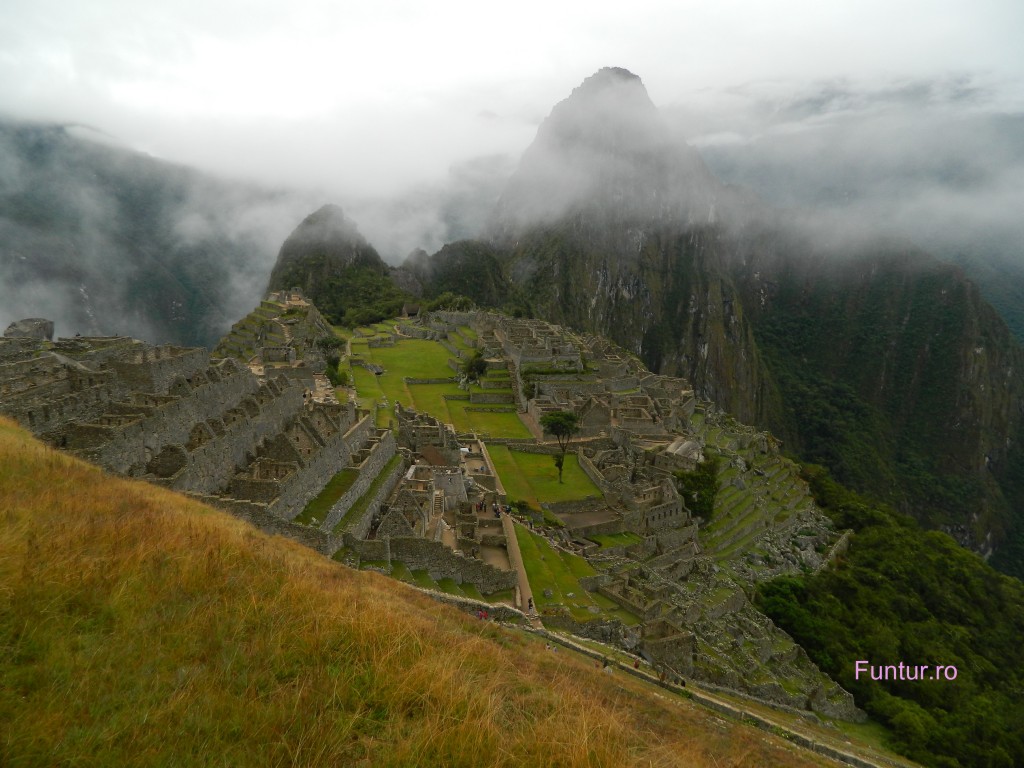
[
  {"left": 343, "top": 413, "right": 375, "bottom": 452},
  {"left": 652, "top": 525, "right": 699, "bottom": 552},
  {"left": 639, "top": 498, "right": 687, "bottom": 533},
  {"left": 396, "top": 323, "right": 438, "bottom": 340},
  {"left": 541, "top": 615, "right": 641, "bottom": 650},
  {"left": 430, "top": 311, "right": 477, "bottom": 327},
  {"left": 108, "top": 346, "right": 209, "bottom": 394},
  {"left": 642, "top": 623, "right": 696, "bottom": 674},
  {"left": 344, "top": 450, "right": 407, "bottom": 540},
  {"left": 596, "top": 584, "right": 656, "bottom": 619},
  {"left": 469, "top": 391, "right": 514, "bottom": 405},
  {"left": 191, "top": 493, "right": 331, "bottom": 554},
  {"left": 578, "top": 450, "right": 613, "bottom": 495},
  {"left": 404, "top": 377, "right": 456, "bottom": 385},
  {"left": 319, "top": 431, "right": 397, "bottom": 531},
  {"left": 346, "top": 537, "right": 388, "bottom": 562},
  {"left": 269, "top": 412, "right": 357, "bottom": 519},
  {"left": 71, "top": 361, "right": 266, "bottom": 475},
  {"left": 388, "top": 538, "right": 518, "bottom": 594}
]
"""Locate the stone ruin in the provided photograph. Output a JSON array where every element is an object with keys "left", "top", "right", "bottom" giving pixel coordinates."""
[
  {"left": 384, "top": 310, "right": 862, "bottom": 721},
  {"left": 0, "top": 304, "right": 862, "bottom": 722},
  {"left": 338, "top": 404, "right": 520, "bottom": 597}
]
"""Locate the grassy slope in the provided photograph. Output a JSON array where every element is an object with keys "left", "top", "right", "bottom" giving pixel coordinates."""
[
  {"left": 0, "top": 417, "right": 833, "bottom": 768},
  {"left": 348, "top": 331, "right": 532, "bottom": 438},
  {"left": 488, "top": 446, "right": 599, "bottom": 507},
  {"left": 514, "top": 525, "right": 638, "bottom": 625}
]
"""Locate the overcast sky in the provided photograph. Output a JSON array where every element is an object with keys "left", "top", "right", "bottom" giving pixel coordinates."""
[{"left": 2, "top": 0, "right": 1022, "bottom": 197}]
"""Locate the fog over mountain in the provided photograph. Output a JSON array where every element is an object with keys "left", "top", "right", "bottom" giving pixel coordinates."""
[
  {"left": 3, "top": 66, "right": 1023, "bottom": 346},
  {"left": 0, "top": 120, "right": 327, "bottom": 345},
  {"left": 670, "top": 77, "right": 1024, "bottom": 335}
]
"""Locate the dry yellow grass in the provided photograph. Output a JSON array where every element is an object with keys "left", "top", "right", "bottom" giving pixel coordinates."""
[{"left": 0, "top": 417, "right": 835, "bottom": 767}]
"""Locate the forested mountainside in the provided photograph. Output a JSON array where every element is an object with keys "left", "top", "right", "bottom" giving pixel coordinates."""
[
  {"left": 0, "top": 119, "right": 307, "bottom": 347},
  {"left": 265, "top": 204, "right": 410, "bottom": 326}
]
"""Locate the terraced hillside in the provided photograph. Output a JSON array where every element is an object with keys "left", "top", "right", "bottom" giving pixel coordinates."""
[
  {"left": 346, "top": 321, "right": 531, "bottom": 438},
  {"left": 322, "top": 311, "right": 862, "bottom": 720},
  {"left": 2, "top": 415, "right": 907, "bottom": 767}
]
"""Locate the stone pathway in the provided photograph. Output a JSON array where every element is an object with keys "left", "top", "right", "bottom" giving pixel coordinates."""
[{"left": 501, "top": 514, "right": 542, "bottom": 628}]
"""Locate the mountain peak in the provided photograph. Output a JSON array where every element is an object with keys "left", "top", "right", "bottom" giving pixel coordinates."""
[
  {"left": 541, "top": 67, "right": 658, "bottom": 145},
  {"left": 493, "top": 69, "right": 717, "bottom": 235},
  {"left": 573, "top": 66, "right": 646, "bottom": 93}
]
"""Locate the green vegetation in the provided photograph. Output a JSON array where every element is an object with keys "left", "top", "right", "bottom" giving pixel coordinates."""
[
  {"left": 539, "top": 410, "right": 580, "bottom": 483},
  {"left": 366, "top": 338, "right": 454, "bottom": 381},
  {"left": 293, "top": 467, "right": 360, "bottom": 525},
  {"left": 283, "top": 262, "right": 410, "bottom": 327},
  {"left": 514, "top": 524, "right": 637, "bottom": 625},
  {"left": 754, "top": 263, "right": 993, "bottom": 532},
  {"left": 756, "top": 466, "right": 1024, "bottom": 768},
  {"left": 331, "top": 454, "right": 403, "bottom": 535},
  {"left": 463, "top": 350, "right": 488, "bottom": 382},
  {"left": 424, "top": 291, "right": 475, "bottom": 311},
  {"left": 344, "top": 328, "right": 532, "bottom": 438},
  {"left": 411, "top": 240, "right": 511, "bottom": 308},
  {"left": 487, "top": 446, "right": 599, "bottom": 509},
  {"left": 674, "top": 451, "right": 721, "bottom": 520},
  {"left": 323, "top": 353, "right": 348, "bottom": 387}
]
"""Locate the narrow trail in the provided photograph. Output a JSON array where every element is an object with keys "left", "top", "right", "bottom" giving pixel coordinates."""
[
  {"left": 524, "top": 626, "right": 921, "bottom": 768},
  {"left": 501, "top": 512, "right": 542, "bottom": 628}
]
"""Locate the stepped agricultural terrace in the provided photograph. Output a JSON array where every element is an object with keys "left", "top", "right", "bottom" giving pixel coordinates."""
[{"left": 0, "top": 300, "right": 862, "bottom": 723}]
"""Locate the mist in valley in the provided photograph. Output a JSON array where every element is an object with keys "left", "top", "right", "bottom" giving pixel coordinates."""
[{"left": 2, "top": 0, "right": 1023, "bottom": 342}]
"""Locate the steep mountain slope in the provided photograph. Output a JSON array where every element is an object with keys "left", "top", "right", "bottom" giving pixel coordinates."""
[
  {"left": 266, "top": 204, "right": 410, "bottom": 325},
  {"left": 729, "top": 225, "right": 1024, "bottom": 547},
  {"left": 697, "top": 105, "right": 1024, "bottom": 344},
  {"left": 489, "top": 68, "right": 767, "bottom": 424},
  {"left": 0, "top": 120, "right": 310, "bottom": 347},
  {"left": 0, "top": 416, "right": 838, "bottom": 768},
  {"left": 409, "top": 68, "right": 1024, "bottom": 572}
]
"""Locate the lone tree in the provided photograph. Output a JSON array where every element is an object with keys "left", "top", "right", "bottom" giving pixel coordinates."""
[
  {"left": 463, "top": 350, "right": 488, "bottom": 383},
  {"left": 540, "top": 410, "right": 580, "bottom": 483}
]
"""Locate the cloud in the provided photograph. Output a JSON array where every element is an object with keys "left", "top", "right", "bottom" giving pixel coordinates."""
[
  {"left": 0, "top": 120, "right": 322, "bottom": 345},
  {"left": 678, "top": 76, "right": 1024, "bottom": 263}
]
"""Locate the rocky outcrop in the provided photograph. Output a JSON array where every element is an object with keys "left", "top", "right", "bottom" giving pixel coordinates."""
[{"left": 4, "top": 318, "right": 54, "bottom": 341}]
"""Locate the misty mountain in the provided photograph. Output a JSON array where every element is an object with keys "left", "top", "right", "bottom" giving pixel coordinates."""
[
  {"left": 682, "top": 81, "right": 1024, "bottom": 341},
  {"left": 409, "top": 68, "right": 1024, "bottom": 575},
  {"left": 0, "top": 119, "right": 323, "bottom": 347},
  {"left": 492, "top": 68, "right": 723, "bottom": 236},
  {"left": 266, "top": 204, "right": 411, "bottom": 326}
]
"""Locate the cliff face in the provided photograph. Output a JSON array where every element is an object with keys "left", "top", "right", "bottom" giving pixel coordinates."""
[
  {"left": 504, "top": 223, "right": 768, "bottom": 424},
  {"left": 409, "top": 68, "right": 1024, "bottom": 571},
  {"left": 727, "top": 225, "right": 1024, "bottom": 550},
  {"left": 489, "top": 68, "right": 765, "bottom": 423}
]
